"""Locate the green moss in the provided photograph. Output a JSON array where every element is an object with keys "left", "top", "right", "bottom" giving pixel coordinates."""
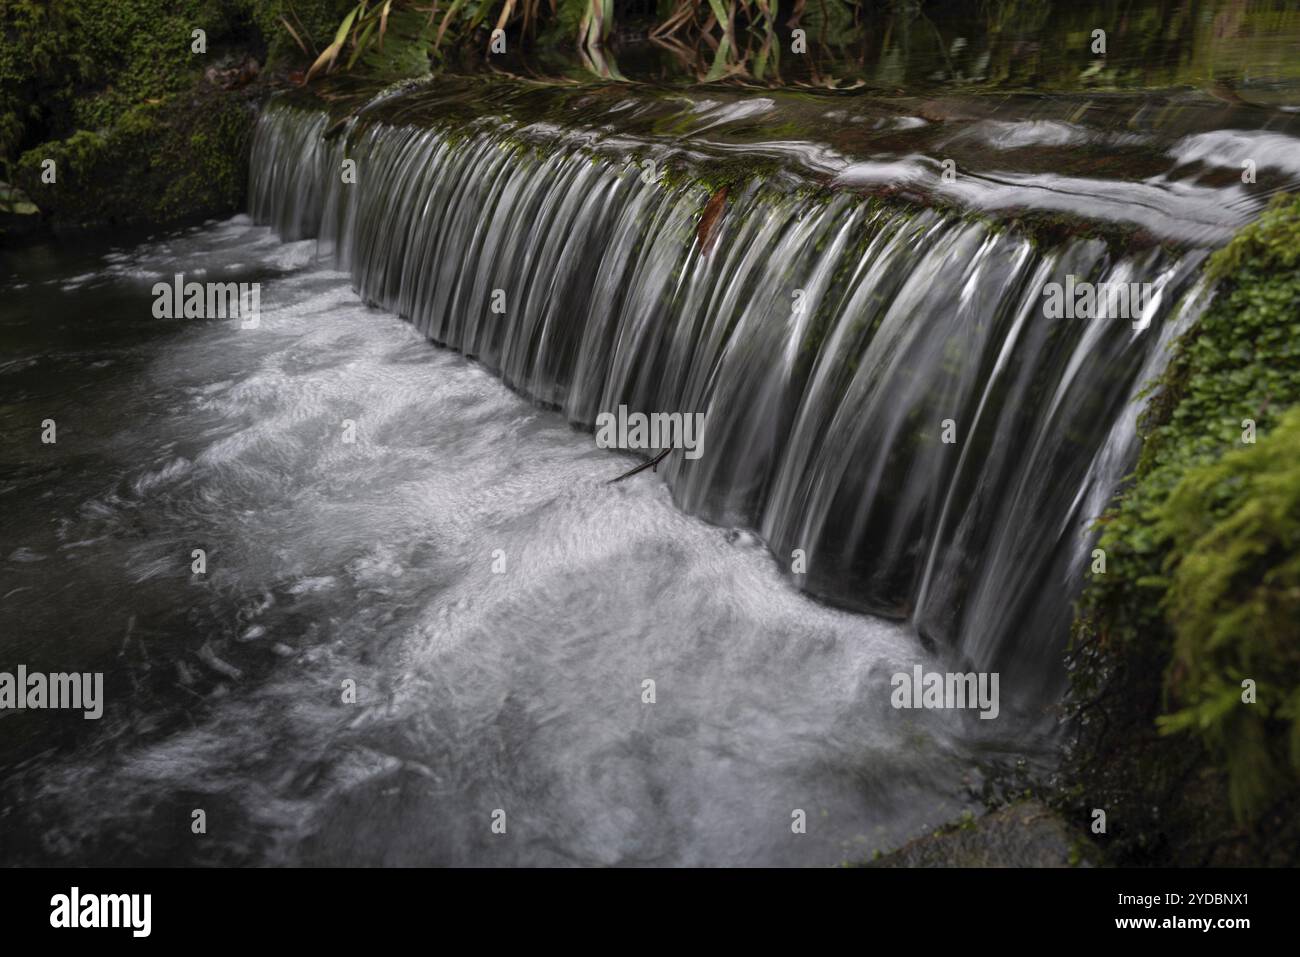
[
  {"left": 1067, "top": 838, "right": 1086, "bottom": 867},
  {"left": 0, "top": 0, "right": 373, "bottom": 232},
  {"left": 14, "top": 88, "right": 253, "bottom": 226},
  {"left": 1065, "top": 193, "right": 1300, "bottom": 865},
  {"left": 1154, "top": 406, "right": 1300, "bottom": 821},
  {"left": 1, "top": 1, "right": 257, "bottom": 163},
  {"left": 0, "top": 0, "right": 86, "bottom": 164}
]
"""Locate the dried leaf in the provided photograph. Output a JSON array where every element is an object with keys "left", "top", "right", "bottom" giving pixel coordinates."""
[
  {"left": 696, "top": 186, "right": 728, "bottom": 257},
  {"left": 279, "top": 15, "right": 310, "bottom": 57}
]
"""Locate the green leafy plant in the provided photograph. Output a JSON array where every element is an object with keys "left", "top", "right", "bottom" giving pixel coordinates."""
[
  {"left": 1068, "top": 193, "right": 1300, "bottom": 860},
  {"left": 1154, "top": 405, "right": 1300, "bottom": 820}
]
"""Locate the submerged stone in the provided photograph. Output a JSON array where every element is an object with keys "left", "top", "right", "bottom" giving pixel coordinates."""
[{"left": 862, "top": 801, "right": 1100, "bottom": 868}]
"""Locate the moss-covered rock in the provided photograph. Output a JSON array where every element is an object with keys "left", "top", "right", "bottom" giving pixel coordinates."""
[
  {"left": 13, "top": 83, "right": 257, "bottom": 227},
  {"left": 861, "top": 801, "right": 1102, "bottom": 868},
  {"left": 1063, "top": 193, "right": 1300, "bottom": 865},
  {"left": 0, "top": 0, "right": 364, "bottom": 235}
]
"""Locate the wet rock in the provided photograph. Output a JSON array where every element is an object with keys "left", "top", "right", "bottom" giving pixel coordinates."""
[
  {"left": 862, "top": 800, "right": 1101, "bottom": 868},
  {"left": 205, "top": 55, "right": 262, "bottom": 91}
]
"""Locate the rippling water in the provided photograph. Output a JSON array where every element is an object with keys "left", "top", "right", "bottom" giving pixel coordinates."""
[
  {"left": 251, "top": 89, "right": 1232, "bottom": 712},
  {"left": 0, "top": 218, "right": 1035, "bottom": 866}
]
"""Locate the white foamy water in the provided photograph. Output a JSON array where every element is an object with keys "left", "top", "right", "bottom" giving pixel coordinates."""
[{"left": 1, "top": 217, "right": 1029, "bottom": 866}]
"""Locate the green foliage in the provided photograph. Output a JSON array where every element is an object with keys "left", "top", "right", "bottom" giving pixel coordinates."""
[
  {"left": 2, "top": 0, "right": 229, "bottom": 165},
  {"left": 0, "top": 1, "right": 362, "bottom": 172},
  {"left": 0, "top": 178, "right": 37, "bottom": 214},
  {"left": 300, "top": 1, "right": 434, "bottom": 82},
  {"left": 1153, "top": 406, "right": 1300, "bottom": 821},
  {"left": 0, "top": 0, "right": 90, "bottom": 165},
  {"left": 244, "top": 0, "right": 359, "bottom": 66},
  {"left": 1068, "top": 193, "right": 1300, "bottom": 861},
  {"left": 539, "top": 0, "right": 591, "bottom": 45},
  {"left": 14, "top": 90, "right": 252, "bottom": 225},
  {"left": 0, "top": 0, "right": 294, "bottom": 227},
  {"left": 801, "top": 0, "right": 862, "bottom": 47}
]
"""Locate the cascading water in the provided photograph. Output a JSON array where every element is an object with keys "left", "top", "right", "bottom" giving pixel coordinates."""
[
  {"left": 247, "top": 79, "right": 1281, "bottom": 715},
  {"left": 7, "top": 67, "right": 1299, "bottom": 868}
]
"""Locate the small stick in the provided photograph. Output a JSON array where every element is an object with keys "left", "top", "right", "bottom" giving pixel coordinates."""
[{"left": 607, "top": 447, "right": 672, "bottom": 484}]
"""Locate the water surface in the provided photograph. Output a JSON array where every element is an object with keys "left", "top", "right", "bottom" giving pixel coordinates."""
[{"left": 0, "top": 218, "right": 1020, "bottom": 866}]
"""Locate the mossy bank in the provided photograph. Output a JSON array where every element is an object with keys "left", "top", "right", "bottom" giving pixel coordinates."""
[
  {"left": 1062, "top": 193, "right": 1300, "bottom": 866},
  {"left": 0, "top": 0, "right": 364, "bottom": 239}
]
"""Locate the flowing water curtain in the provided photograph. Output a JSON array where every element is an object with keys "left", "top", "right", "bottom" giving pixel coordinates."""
[{"left": 249, "top": 101, "right": 1209, "bottom": 716}]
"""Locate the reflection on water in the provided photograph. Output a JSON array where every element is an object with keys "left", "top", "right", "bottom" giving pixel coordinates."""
[
  {"left": 0, "top": 219, "right": 1030, "bottom": 866},
  {"left": 472, "top": 0, "right": 1300, "bottom": 99}
]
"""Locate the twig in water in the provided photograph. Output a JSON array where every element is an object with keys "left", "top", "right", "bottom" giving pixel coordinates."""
[{"left": 607, "top": 447, "right": 672, "bottom": 484}]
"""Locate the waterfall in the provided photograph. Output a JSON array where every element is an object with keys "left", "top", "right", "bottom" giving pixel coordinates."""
[{"left": 250, "top": 92, "right": 1215, "bottom": 714}]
